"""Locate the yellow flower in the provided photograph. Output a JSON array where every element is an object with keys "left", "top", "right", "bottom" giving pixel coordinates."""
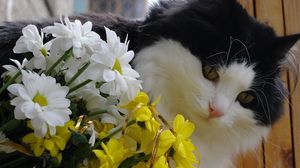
[
  {"left": 133, "top": 106, "right": 152, "bottom": 121},
  {"left": 171, "top": 115, "right": 198, "bottom": 168},
  {"left": 123, "top": 126, "right": 175, "bottom": 166},
  {"left": 122, "top": 92, "right": 160, "bottom": 133},
  {"left": 122, "top": 92, "right": 149, "bottom": 109},
  {"left": 132, "top": 156, "right": 169, "bottom": 168},
  {"left": 22, "top": 120, "right": 75, "bottom": 159},
  {"left": 153, "top": 156, "right": 169, "bottom": 168},
  {"left": 173, "top": 115, "right": 195, "bottom": 139},
  {"left": 124, "top": 124, "right": 154, "bottom": 154},
  {"left": 92, "top": 120, "right": 115, "bottom": 139},
  {"left": 156, "top": 130, "right": 176, "bottom": 157},
  {"left": 93, "top": 138, "right": 129, "bottom": 168}
]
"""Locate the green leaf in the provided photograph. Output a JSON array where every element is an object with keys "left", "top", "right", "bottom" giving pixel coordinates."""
[
  {"left": 47, "top": 157, "right": 61, "bottom": 168},
  {"left": 69, "top": 99, "right": 88, "bottom": 117},
  {"left": 71, "top": 131, "right": 88, "bottom": 146},
  {"left": 118, "top": 153, "right": 151, "bottom": 168},
  {"left": 68, "top": 79, "right": 92, "bottom": 94},
  {"left": 61, "top": 132, "right": 91, "bottom": 167},
  {"left": 0, "top": 119, "right": 22, "bottom": 132},
  {"left": 61, "top": 142, "right": 91, "bottom": 168}
]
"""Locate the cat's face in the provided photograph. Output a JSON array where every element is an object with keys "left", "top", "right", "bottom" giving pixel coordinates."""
[
  {"left": 193, "top": 62, "right": 257, "bottom": 127},
  {"left": 183, "top": 45, "right": 283, "bottom": 128},
  {"left": 135, "top": 0, "right": 300, "bottom": 128},
  {"left": 135, "top": 38, "right": 279, "bottom": 129}
]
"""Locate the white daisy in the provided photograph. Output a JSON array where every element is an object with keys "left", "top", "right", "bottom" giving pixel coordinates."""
[
  {"left": 42, "top": 16, "right": 101, "bottom": 59},
  {"left": 7, "top": 70, "right": 71, "bottom": 137},
  {"left": 82, "top": 87, "right": 107, "bottom": 112},
  {"left": 0, "top": 131, "right": 16, "bottom": 153},
  {"left": 86, "top": 123, "right": 98, "bottom": 146},
  {"left": 13, "top": 25, "right": 51, "bottom": 70},
  {"left": 1, "top": 58, "right": 28, "bottom": 82},
  {"left": 90, "top": 27, "right": 142, "bottom": 104},
  {"left": 91, "top": 96, "right": 124, "bottom": 125}
]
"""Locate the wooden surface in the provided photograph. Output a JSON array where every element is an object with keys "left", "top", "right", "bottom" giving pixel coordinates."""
[
  {"left": 284, "top": 1, "right": 300, "bottom": 168},
  {"left": 237, "top": 0, "right": 300, "bottom": 167}
]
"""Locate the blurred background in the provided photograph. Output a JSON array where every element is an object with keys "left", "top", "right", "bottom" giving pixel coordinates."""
[{"left": 0, "top": 0, "right": 157, "bottom": 24}]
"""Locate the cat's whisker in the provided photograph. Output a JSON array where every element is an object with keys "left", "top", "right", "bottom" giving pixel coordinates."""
[
  {"left": 254, "top": 88, "right": 272, "bottom": 124},
  {"left": 225, "top": 36, "right": 234, "bottom": 64},
  {"left": 232, "top": 43, "right": 254, "bottom": 62},
  {"left": 207, "top": 51, "right": 227, "bottom": 58},
  {"left": 252, "top": 89, "right": 265, "bottom": 113},
  {"left": 231, "top": 38, "right": 252, "bottom": 64},
  {"left": 263, "top": 81, "right": 288, "bottom": 100},
  {"left": 252, "top": 89, "right": 269, "bottom": 124},
  {"left": 225, "top": 37, "right": 252, "bottom": 64},
  {"left": 255, "top": 69, "right": 279, "bottom": 80}
]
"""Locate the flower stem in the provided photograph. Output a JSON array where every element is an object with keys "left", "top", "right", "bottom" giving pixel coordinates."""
[
  {"left": 94, "top": 120, "right": 136, "bottom": 148},
  {"left": 150, "top": 127, "right": 164, "bottom": 168},
  {"left": 65, "top": 62, "right": 90, "bottom": 86},
  {"left": 0, "top": 119, "right": 20, "bottom": 131},
  {"left": 0, "top": 70, "right": 21, "bottom": 95},
  {"left": 68, "top": 79, "right": 92, "bottom": 94},
  {"left": 45, "top": 48, "right": 72, "bottom": 76},
  {"left": 0, "top": 156, "right": 30, "bottom": 168},
  {"left": 150, "top": 106, "right": 175, "bottom": 134},
  {"left": 105, "top": 120, "right": 135, "bottom": 139}
]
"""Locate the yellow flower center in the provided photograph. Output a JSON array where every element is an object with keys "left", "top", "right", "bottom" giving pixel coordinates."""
[
  {"left": 112, "top": 58, "right": 122, "bottom": 74},
  {"left": 33, "top": 92, "right": 48, "bottom": 107},
  {"left": 40, "top": 48, "right": 48, "bottom": 57}
]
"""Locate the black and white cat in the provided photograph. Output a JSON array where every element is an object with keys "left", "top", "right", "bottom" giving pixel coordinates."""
[{"left": 1, "top": 0, "right": 300, "bottom": 167}]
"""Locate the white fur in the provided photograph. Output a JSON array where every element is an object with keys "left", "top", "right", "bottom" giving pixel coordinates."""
[{"left": 134, "top": 39, "right": 270, "bottom": 168}]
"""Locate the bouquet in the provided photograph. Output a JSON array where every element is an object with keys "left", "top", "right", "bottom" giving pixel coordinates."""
[{"left": 0, "top": 16, "right": 200, "bottom": 168}]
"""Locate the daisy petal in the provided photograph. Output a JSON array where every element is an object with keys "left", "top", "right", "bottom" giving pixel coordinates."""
[
  {"left": 14, "top": 105, "right": 27, "bottom": 119},
  {"left": 103, "top": 70, "right": 116, "bottom": 82},
  {"left": 21, "top": 101, "right": 38, "bottom": 119},
  {"left": 31, "top": 119, "right": 47, "bottom": 138}
]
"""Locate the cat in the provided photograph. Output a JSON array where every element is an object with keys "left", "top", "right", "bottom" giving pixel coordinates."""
[{"left": 1, "top": 0, "right": 300, "bottom": 167}]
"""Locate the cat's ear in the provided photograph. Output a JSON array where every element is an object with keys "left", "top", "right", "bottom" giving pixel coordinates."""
[
  {"left": 273, "top": 34, "right": 300, "bottom": 56},
  {"left": 274, "top": 34, "right": 300, "bottom": 78}
]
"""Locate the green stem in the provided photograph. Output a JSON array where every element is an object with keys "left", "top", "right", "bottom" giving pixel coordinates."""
[
  {"left": 106, "top": 120, "right": 136, "bottom": 139},
  {"left": 45, "top": 48, "right": 72, "bottom": 76},
  {"left": 0, "top": 71, "right": 21, "bottom": 95},
  {"left": 7, "top": 110, "right": 14, "bottom": 121},
  {"left": 94, "top": 120, "right": 136, "bottom": 148},
  {"left": 65, "top": 62, "right": 90, "bottom": 86},
  {"left": 0, "top": 156, "right": 30, "bottom": 168},
  {"left": 68, "top": 79, "right": 92, "bottom": 94},
  {"left": 0, "top": 119, "right": 19, "bottom": 131}
]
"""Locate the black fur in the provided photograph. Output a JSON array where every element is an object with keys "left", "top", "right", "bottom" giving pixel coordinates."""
[{"left": 0, "top": 0, "right": 299, "bottom": 125}]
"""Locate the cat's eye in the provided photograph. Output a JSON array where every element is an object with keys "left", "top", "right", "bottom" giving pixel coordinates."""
[
  {"left": 203, "top": 65, "right": 219, "bottom": 82},
  {"left": 237, "top": 91, "right": 255, "bottom": 104}
]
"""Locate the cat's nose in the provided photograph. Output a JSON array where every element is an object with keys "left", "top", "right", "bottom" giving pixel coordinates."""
[{"left": 209, "top": 104, "right": 224, "bottom": 118}]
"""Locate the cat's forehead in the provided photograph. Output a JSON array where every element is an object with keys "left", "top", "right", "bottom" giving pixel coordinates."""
[{"left": 219, "top": 62, "right": 255, "bottom": 91}]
